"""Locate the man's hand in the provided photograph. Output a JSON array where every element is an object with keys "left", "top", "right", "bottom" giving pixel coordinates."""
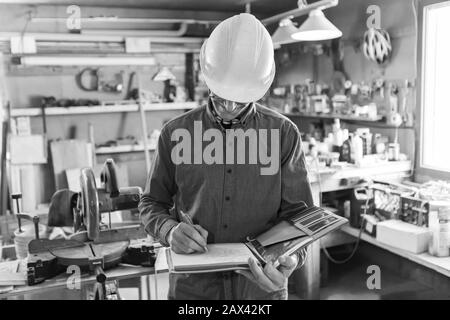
[
  {"left": 167, "top": 222, "right": 208, "bottom": 254},
  {"left": 236, "top": 255, "right": 298, "bottom": 293}
]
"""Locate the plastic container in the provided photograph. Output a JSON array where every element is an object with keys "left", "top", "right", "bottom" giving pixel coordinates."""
[
  {"left": 428, "top": 201, "right": 450, "bottom": 257},
  {"left": 352, "top": 134, "right": 364, "bottom": 166},
  {"left": 14, "top": 223, "right": 47, "bottom": 259}
]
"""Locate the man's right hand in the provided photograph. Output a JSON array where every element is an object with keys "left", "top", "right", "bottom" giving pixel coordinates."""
[{"left": 167, "top": 222, "right": 208, "bottom": 254}]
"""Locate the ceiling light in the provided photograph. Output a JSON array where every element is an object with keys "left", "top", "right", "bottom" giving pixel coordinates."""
[
  {"left": 271, "top": 18, "right": 300, "bottom": 48},
  {"left": 292, "top": 9, "right": 342, "bottom": 41}
]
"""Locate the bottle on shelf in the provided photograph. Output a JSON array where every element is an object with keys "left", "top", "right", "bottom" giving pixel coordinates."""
[
  {"left": 332, "top": 118, "right": 344, "bottom": 152},
  {"left": 340, "top": 133, "right": 353, "bottom": 163},
  {"left": 352, "top": 133, "right": 364, "bottom": 166}
]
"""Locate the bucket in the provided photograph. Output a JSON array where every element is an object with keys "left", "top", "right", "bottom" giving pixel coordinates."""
[{"left": 13, "top": 223, "right": 47, "bottom": 259}]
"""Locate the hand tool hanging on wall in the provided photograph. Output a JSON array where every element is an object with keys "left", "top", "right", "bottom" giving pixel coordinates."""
[
  {"left": 125, "top": 71, "right": 139, "bottom": 100},
  {"left": 76, "top": 68, "right": 124, "bottom": 93}
]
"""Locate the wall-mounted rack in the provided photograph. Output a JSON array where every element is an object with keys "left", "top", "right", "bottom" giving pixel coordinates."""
[{"left": 283, "top": 112, "right": 414, "bottom": 129}]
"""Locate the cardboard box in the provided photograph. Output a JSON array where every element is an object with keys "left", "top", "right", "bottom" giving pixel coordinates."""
[{"left": 376, "top": 220, "right": 431, "bottom": 254}]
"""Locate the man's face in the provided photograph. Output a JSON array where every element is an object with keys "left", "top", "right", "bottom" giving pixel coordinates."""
[{"left": 209, "top": 91, "right": 248, "bottom": 120}]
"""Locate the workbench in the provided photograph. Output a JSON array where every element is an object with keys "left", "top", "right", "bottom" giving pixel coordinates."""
[
  {"left": 293, "top": 160, "right": 413, "bottom": 300},
  {"left": 0, "top": 262, "right": 157, "bottom": 300},
  {"left": 340, "top": 225, "right": 450, "bottom": 278}
]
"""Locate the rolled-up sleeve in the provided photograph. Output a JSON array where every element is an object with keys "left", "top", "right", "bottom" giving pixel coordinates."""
[{"left": 138, "top": 127, "right": 179, "bottom": 246}]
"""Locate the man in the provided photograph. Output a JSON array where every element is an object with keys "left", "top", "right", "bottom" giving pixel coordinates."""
[{"left": 139, "top": 13, "right": 313, "bottom": 300}]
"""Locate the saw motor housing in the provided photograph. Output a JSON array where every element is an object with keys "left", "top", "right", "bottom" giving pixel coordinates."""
[{"left": 49, "top": 159, "right": 141, "bottom": 240}]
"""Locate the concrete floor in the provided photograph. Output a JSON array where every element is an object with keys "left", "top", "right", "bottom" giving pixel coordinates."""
[{"left": 288, "top": 246, "right": 450, "bottom": 300}]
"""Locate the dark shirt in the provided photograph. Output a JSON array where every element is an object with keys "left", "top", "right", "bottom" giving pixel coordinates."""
[{"left": 139, "top": 100, "right": 313, "bottom": 300}]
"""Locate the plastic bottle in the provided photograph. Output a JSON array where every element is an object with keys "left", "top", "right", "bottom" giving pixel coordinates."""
[
  {"left": 352, "top": 134, "right": 364, "bottom": 166},
  {"left": 428, "top": 203, "right": 450, "bottom": 257},
  {"left": 340, "top": 133, "right": 353, "bottom": 163},
  {"left": 332, "top": 119, "right": 344, "bottom": 152}
]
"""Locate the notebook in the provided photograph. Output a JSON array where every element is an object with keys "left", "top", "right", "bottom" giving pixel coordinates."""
[{"left": 157, "top": 205, "right": 348, "bottom": 273}]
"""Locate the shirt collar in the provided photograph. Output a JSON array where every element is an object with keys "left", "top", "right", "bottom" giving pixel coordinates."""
[{"left": 206, "top": 98, "right": 256, "bottom": 129}]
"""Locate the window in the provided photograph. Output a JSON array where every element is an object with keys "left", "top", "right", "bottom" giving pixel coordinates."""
[{"left": 419, "top": 1, "right": 450, "bottom": 177}]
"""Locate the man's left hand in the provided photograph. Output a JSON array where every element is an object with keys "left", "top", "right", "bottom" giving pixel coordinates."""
[{"left": 236, "top": 254, "right": 298, "bottom": 293}]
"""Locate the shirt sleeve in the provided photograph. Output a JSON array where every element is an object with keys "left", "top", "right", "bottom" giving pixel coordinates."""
[
  {"left": 278, "top": 121, "right": 314, "bottom": 268},
  {"left": 138, "top": 127, "right": 179, "bottom": 246},
  {"left": 278, "top": 121, "right": 314, "bottom": 218}
]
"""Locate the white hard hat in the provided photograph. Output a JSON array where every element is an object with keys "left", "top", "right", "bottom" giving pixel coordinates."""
[{"left": 200, "top": 13, "right": 276, "bottom": 103}]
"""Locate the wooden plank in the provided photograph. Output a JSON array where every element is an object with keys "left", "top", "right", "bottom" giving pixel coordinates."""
[
  {"left": 0, "top": 262, "right": 155, "bottom": 298},
  {"left": 50, "top": 140, "right": 93, "bottom": 190},
  {"left": 96, "top": 143, "right": 156, "bottom": 155},
  {"left": 10, "top": 135, "right": 46, "bottom": 165}
]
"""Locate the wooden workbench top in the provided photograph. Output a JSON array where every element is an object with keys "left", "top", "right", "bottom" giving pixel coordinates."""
[
  {"left": 308, "top": 160, "right": 412, "bottom": 181},
  {"left": 0, "top": 262, "right": 155, "bottom": 298}
]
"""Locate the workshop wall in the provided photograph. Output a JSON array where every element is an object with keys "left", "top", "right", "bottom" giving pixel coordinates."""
[
  {"left": 275, "top": 0, "right": 417, "bottom": 161},
  {"left": 1, "top": 3, "right": 214, "bottom": 205},
  {"left": 275, "top": 0, "right": 417, "bottom": 83}
]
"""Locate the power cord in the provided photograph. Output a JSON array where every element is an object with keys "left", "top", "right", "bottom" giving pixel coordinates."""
[
  {"left": 312, "top": 156, "right": 370, "bottom": 264},
  {"left": 321, "top": 198, "right": 369, "bottom": 264}
]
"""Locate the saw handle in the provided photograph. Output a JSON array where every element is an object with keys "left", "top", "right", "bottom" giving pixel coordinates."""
[
  {"left": 94, "top": 265, "right": 107, "bottom": 284},
  {"left": 101, "top": 159, "right": 119, "bottom": 198}
]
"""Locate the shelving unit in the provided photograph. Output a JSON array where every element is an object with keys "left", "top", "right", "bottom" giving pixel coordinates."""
[
  {"left": 283, "top": 112, "right": 414, "bottom": 129},
  {"left": 10, "top": 101, "right": 198, "bottom": 117}
]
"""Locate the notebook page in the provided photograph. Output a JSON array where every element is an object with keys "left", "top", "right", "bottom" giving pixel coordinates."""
[{"left": 170, "top": 243, "right": 253, "bottom": 269}]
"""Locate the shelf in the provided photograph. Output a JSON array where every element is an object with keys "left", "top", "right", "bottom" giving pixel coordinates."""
[
  {"left": 283, "top": 112, "right": 414, "bottom": 129},
  {"left": 10, "top": 102, "right": 198, "bottom": 117},
  {"left": 341, "top": 225, "right": 450, "bottom": 278},
  {"left": 95, "top": 144, "right": 156, "bottom": 155}
]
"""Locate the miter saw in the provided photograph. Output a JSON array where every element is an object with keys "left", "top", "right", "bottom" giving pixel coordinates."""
[{"left": 15, "top": 159, "right": 155, "bottom": 299}]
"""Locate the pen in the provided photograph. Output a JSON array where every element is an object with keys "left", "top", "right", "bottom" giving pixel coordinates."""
[{"left": 179, "top": 210, "right": 208, "bottom": 252}]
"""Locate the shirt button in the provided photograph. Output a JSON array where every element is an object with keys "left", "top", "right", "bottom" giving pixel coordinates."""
[
  {"left": 227, "top": 169, "right": 232, "bottom": 174},
  {"left": 225, "top": 196, "right": 230, "bottom": 201}
]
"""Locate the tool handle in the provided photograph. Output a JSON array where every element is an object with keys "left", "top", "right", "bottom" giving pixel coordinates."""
[
  {"left": 16, "top": 214, "right": 40, "bottom": 239},
  {"left": 94, "top": 265, "right": 107, "bottom": 284},
  {"left": 101, "top": 159, "right": 119, "bottom": 197}
]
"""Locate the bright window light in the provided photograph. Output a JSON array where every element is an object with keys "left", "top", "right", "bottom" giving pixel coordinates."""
[{"left": 421, "top": 1, "right": 450, "bottom": 172}]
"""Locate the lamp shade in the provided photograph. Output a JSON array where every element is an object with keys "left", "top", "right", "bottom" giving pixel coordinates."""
[
  {"left": 152, "top": 66, "right": 176, "bottom": 81},
  {"left": 271, "top": 18, "right": 300, "bottom": 47},
  {"left": 292, "top": 9, "right": 342, "bottom": 41}
]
